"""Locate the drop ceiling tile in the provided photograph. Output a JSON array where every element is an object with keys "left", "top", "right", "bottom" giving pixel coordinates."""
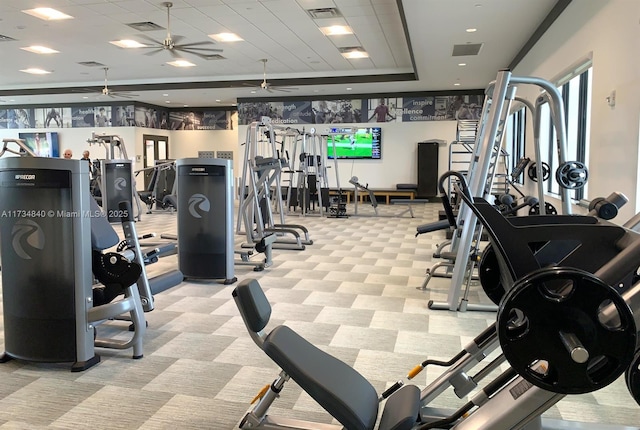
[
  {"left": 197, "top": 5, "right": 240, "bottom": 18},
  {"left": 338, "top": 4, "right": 376, "bottom": 17},
  {"left": 262, "top": 0, "right": 302, "bottom": 12},
  {"left": 184, "top": 0, "right": 224, "bottom": 6},
  {"left": 295, "top": 0, "right": 339, "bottom": 10},
  {"left": 226, "top": 1, "right": 271, "bottom": 14}
]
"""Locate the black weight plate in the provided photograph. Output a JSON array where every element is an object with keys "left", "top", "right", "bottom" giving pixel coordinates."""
[
  {"left": 498, "top": 267, "right": 637, "bottom": 394},
  {"left": 479, "top": 243, "right": 506, "bottom": 305},
  {"left": 626, "top": 350, "right": 640, "bottom": 406},
  {"left": 527, "top": 162, "right": 550, "bottom": 182},
  {"left": 528, "top": 202, "right": 558, "bottom": 215}
]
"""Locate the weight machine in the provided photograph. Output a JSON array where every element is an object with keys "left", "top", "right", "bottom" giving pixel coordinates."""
[
  {"left": 86, "top": 132, "right": 144, "bottom": 222},
  {"left": 237, "top": 117, "right": 312, "bottom": 251},
  {"left": 0, "top": 138, "right": 37, "bottom": 157},
  {"left": 296, "top": 128, "right": 330, "bottom": 216},
  {"left": 429, "top": 70, "right": 583, "bottom": 312},
  {"left": 233, "top": 173, "right": 640, "bottom": 429},
  {"left": 135, "top": 159, "right": 177, "bottom": 213}
]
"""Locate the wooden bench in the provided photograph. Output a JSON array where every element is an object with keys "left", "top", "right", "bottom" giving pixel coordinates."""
[{"left": 358, "top": 189, "right": 417, "bottom": 205}]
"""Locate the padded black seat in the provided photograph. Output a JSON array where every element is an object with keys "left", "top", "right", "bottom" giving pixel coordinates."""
[
  {"left": 378, "top": 384, "right": 420, "bottom": 430},
  {"left": 264, "top": 326, "right": 379, "bottom": 430},
  {"left": 233, "top": 279, "right": 379, "bottom": 430}
]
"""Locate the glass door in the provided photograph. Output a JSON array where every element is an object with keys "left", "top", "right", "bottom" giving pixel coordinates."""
[{"left": 142, "top": 134, "right": 169, "bottom": 190}]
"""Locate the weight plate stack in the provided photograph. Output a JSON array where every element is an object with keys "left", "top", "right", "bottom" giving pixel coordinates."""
[{"left": 497, "top": 267, "right": 637, "bottom": 394}]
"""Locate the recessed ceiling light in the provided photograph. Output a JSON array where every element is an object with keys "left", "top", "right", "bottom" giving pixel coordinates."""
[
  {"left": 340, "top": 48, "right": 369, "bottom": 59},
  {"left": 466, "top": 28, "right": 477, "bottom": 33},
  {"left": 215, "top": 99, "right": 221, "bottom": 102},
  {"left": 162, "top": 93, "right": 169, "bottom": 97},
  {"left": 166, "top": 100, "right": 171, "bottom": 103},
  {"left": 83, "top": 96, "right": 88, "bottom": 99},
  {"left": 346, "top": 87, "right": 352, "bottom": 91},
  {"left": 167, "top": 60, "right": 196, "bottom": 68},
  {"left": 458, "top": 63, "right": 467, "bottom": 66},
  {"left": 250, "top": 90, "right": 256, "bottom": 94},
  {"left": 20, "top": 68, "right": 51, "bottom": 75},
  {"left": 110, "top": 39, "right": 147, "bottom": 48},
  {"left": 454, "top": 83, "right": 461, "bottom": 86},
  {"left": 21, "top": 45, "right": 59, "bottom": 54},
  {"left": 319, "top": 25, "right": 353, "bottom": 36},
  {"left": 22, "top": 8, "right": 73, "bottom": 20},
  {"left": 209, "top": 32, "right": 243, "bottom": 42},
  {"left": 184, "top": 104, "right": 188, "bottom": 107}
]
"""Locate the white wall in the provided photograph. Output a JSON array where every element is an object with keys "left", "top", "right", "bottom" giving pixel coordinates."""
[
  {"left": 0, "top": 117, "right": 468, "bottom": 194},
  {"left": 236, "top": 120, "right": 457, "bottom": 189},
  {"left": 513, "top": 0, "right": 640, "bottom": 221}
]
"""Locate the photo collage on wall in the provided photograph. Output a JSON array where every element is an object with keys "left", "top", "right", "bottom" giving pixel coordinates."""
[
  {"left": 168, "top": 109, "right": 233, "bottom": 130},
  {"left": 237, "top": 94, "right": 484, "bottom": 125},
  {"left": 69, "top": 106, "right": 114, "bottom": 127},
  {"left": 0, "top": 108, "right": 35, "bottom": 129},
  {"left": 0, "top": 95, "right": 481, "bottom": 131},
  {"left": 0, "top": 103, "right": 235, "bottom": 131}
]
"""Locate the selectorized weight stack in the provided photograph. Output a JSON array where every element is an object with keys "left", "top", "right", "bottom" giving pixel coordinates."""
[
  {"left": 0, "top": 157, "right": 99, "bottom": 371},
  {"left": 176, "top": 158, "right": 236, "bottom": 284}
]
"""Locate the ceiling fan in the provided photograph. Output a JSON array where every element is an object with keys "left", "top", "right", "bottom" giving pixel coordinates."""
[
  {"left": 245, "top": 59, "right": 297, "bottom": 93},
  {"left": 73, "top": 67, "right": 136, "bottom": 99},
  {"left": 138, "top": 2, "right": 223, "bottom": 60},
  {"left": 98, "top": 67, "right": 136, "bottom": 99}
]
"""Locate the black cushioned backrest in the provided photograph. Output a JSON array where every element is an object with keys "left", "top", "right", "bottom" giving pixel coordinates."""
[
  {"left": 233, "top": 279, "right": 272, "bottom": 333},
  {"left": 90, "top": 197, "right": 120, "bottom": 251}
]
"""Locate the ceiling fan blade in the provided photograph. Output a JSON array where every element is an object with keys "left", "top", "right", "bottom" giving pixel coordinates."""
[
  {"left": 174, "top": 48, "right": 222, "bottom": 60},
  {"left": 170, "top": 34, "right": 185, "bottom": 44},
  {"left": 169, "top": 48, "right": 182, "bottom": 59},
  {"left": 113, "top": 92, "right": 137, "bottom": 99},
  {"left": 71, "top": 87, "right": 98, "bottom": 94},
  {"left": 144, "top": 48, "right": 165, "bottom": 56},
  {"left": 136, "top": 34, "right": 163, "bottom": 46},
  {"left": 181, "top": 47, "right": 224, "bottom": 53},
  {"left": 174, "top": 40, "right": 215, "bottom": 48}
]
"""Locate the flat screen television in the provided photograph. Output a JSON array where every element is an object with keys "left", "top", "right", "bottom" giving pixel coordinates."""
[
  {"left": 18, "top": 132, "right": 60, "bottom": 158},
  {"left": 327, "top": 127, "right": 381, "bottom": 159}
]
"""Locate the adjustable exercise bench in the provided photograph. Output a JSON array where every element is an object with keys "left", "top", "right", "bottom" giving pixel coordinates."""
[{"left": 233, "top": 279, "right": 421, "bottom": 430}]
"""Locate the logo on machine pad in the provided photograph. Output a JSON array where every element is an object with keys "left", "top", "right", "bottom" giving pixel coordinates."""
[
  {"left": 114, "top": 177, "right": 127, "bottom": 191},
  {"left": 11, "top": 219, "right": 45, "bottom": 259},
  {"left": 188, "top": 194, "right": 210, "bottom": 218}
]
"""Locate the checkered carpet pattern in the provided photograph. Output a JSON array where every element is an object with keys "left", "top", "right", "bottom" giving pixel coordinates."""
[{"left": 0, "top": 202, "right": 638, "bottom": 428}]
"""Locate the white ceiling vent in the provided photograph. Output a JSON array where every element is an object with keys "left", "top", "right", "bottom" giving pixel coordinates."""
[
  {"left": 452, "top": 43, "right": 483, "bottom": 56},
  {"left": 204, "top": 54, "right": 226, "bottom": 60},
  {"left": 127, "top": 21, "right": 165, "bottom": 32},
  {"left": 306, "top": 8, "right": 342, "bottom": 19},
  {"left": 78, "top": 61, "right": 106, "bottom": 67}
]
